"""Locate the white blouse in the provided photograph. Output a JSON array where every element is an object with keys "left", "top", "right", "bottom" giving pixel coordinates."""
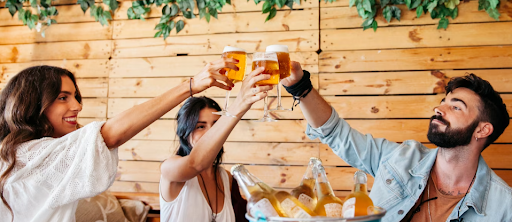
[
  {"left": 0, "top": 121, "right": 118, "bottom": 222},
  {"left": 160, "top": 168, "right": 236, "bottom": 222}
]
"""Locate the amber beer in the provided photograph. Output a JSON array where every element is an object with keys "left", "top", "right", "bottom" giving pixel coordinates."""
[
  {"left": 252, "top": 52, "right": 280, "bottom": 86},
  {"left": 291, "top": 157, "right": 321, "bottom": 211},
  {"left": 222, "top": 46, "right": 247, "bottom": 83},
  {"left": 266, "top": 45, "right": 290, "bottom": 79},
  {"left": 314, "top": 163, "right": 344, "bottom": 217},
  {"left": 231, "top": 164, "right": 288, "bottom": 218},
  {"left": 342, "top": 171, "right": 374, "bottom": 218}
]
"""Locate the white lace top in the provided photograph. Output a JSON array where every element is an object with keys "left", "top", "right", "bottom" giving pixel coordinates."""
[{"left": 0, "top": 121, "right": 118, "bottom": 222}]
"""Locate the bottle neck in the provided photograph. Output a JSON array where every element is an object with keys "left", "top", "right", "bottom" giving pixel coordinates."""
[
  {"left": 233, "top": 168, "right": 264, "bottom": 198},
  {"left": 314, "top": 165, "right": 335, "bottom": 196},
  {"left": 353, "top": 183, "right": 368, "bottom": 194}
]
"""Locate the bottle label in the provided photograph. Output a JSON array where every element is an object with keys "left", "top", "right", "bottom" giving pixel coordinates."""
[
  {"left": 324, "top": 203, "right": 342, "bottom": 217},
  {"left": 342, "top": 197, "right": 356, "bottom": 218},
  {"left": 250, "top": 198, "right": 279, "bottom": 218},
  {"left": 298, "top": 194, "right": 314, "bottom": 210},
  {"left": 280, "top": 198, "right": 311, "bottom": 218}
]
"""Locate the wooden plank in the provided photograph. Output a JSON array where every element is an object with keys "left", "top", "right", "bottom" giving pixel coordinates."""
[
  {"left": 319, "top": 69, "right": 512, "bottom": 95},
  {"left": 130, "top": 119, "right": 512, "bottom": 143},
  {"left": 0, "top": 59, "right": 109, "bottom": 79},
  {"left": 319, "top": 0, "right": 350, "bottom": 7},
  {"left": 0, "top": 41, "right": 112, "bottom": 63},
  {"left": 110, "top": 192, "right": 160, "bottom": 210},
  {"left": 495, "top": 170, "right": 512, "bottom": 186},
  {"left": 116, "top": 161, "right": 373, "bottom": 191},
  {"left": 110, "top": 51, "right": 318, "bottom": 77},
  {"left": 79, "top": 98, "right": 107, "bottom": 118},
  {"left": 114, "top": 0, "right": 318, "bottom": 20},
  {"left": 0, "top": 22, "right": 112, "bottom": 44},
  {"left": 79, "top": 117, "right": 106, "bottom": 125},
  {"left": 110, "top": 181, "right": 160, "bottom": 193},
  {"left": 112, "top": 30, "right": 319, "bottom": 58},
  {"left": 113, "top": 10, "right": 317, "bottom": 39},
  {"left": 321, "top": 0, "right": 512, "bottom": 29},
  {"left": 318, "top": 46, "right": 512, "bottom": 72},
  {"left": 76, "top": 78, "right": 109, "bottom": 97},
  {"left": 119, "top": 140, "right": 319, "bottom": 164},
  {"left": 321, "top": 144, "right": 512, "bottom": 169},
  {"left": 108, "top": 96, "right": 306, "bottom": 120},
  {"left": 321, "top": 22, "right": 512, "bottom": 51},
  {"left": 108, "top": 74, "right": 318, "bottom": 98}
]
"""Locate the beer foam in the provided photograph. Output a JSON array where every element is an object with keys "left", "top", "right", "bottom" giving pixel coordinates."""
[
  {"left": 253, "top": 52, "right": 278, "bottom": 62},
  {"left": 266, "top": 45, "right": 289, "bottom": 53},
  {"left": 223, "top": 46, "right": 246, "bottom": 53}
]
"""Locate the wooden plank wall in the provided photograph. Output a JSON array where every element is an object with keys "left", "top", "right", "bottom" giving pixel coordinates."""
[{"left": 1, "top": 0, "right": 512, "bottom": 211}]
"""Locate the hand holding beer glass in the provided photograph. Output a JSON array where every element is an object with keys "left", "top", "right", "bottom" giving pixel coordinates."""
[
  {"left": 213, "top": 46, "right": 247, "bottom": 117},
  {"left": 252, "top": 52, "right": 280, "bottom": 122},
  {"left": 266, "top": 45, "right": 292, "bottom": 112}
]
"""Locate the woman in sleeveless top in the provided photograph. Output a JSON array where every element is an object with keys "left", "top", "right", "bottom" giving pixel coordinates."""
[
  {"left": 0, "top": 58, "right": 241, "bottom": 222},
  {"left": 160, "top": 67, "right": 272, "bottom": 222}
]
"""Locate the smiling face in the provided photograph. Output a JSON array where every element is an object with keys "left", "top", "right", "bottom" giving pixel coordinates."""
[
  {"left": 188, "top": 107, "right": 221, "bottom": 148},
  {"left": 427, "top": 88, "right": 483, "bottom": 148},
  {"left": 43, "top": 75, "right": 82, "bottom": 138}
]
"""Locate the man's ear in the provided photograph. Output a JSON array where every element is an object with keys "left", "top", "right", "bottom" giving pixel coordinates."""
[{"left": 475, "top": 122, "right": 493, "bottom": 140}]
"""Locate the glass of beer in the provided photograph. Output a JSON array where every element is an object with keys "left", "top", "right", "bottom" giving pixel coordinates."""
[
  {"left": 252, "top": 52, "right": 280, "bottom": 122},
  {"left": 213, "top": 46, "right": 247, "bottom": 117},
  {"left": 266, "top": 45, "right": 291, "bottom": 112}
]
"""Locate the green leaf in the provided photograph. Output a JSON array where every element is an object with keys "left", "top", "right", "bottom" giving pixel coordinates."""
[
  {"left": 169, "top": 20, "right": 175, "bottom": 30},
  {"left": 362, "top": 0, "right": 372, "bottom": 12},
  {"left": 176, "top": 20, "right": 185, "bottom": 33},
  {"left": 383, "top": 6, "right": 392, "bottom": 22},
  {"left": 79, "top": 1, "right": 90, "bottom": 13},
  {"left": 8, "top": 5, "right": 17, "bottom": 17},
  {"left": 155, "top": 23, "right": 166, "bottom": 30},
  {"left": 262, "top": 0, "right": 272, "bottom": 13},
  {"left": 254, "top": 0, "right": 263, "bottom": 5},
  {"left": 362, "top": 17, "right": 374, "bottom": 27},
  {"left": 286, "top": 0, "right": 294, "bottom": 9},
  {"left": 265, "top": 7, "right": 277, "bottom": 22},
  {"left": 356, "top": 2, "right": 368, "bottom": 19},
  {"left": 451, "top": 7, "right": 458, "bottom": 19},
  {"left": 171, "top": 4, "right": 179, "bottom": 16},
  {"left": 127, "top": 7, "right": 137, "bottom": 19},
  {"left": 156, "top": 0, "right": 163, "bottom": 6},
  {"left": 104, "top": 11, "right": 113, "bottom": 20},
  {"left": 486, "top": 8, "right": 500, "bottom": 20},
  {"left": 109, "top": 0, "right": 119, "bottom": 11},
  {"left": 29, "top": 0, "right": 37, "bottom": 8},
  {"left": 443, "top": 0, "right": 459, "bottom": 9},
  {"left": 392, "top": 6, "right": 401, "bottom": 21},
  {"left": 437, "top": 17, "right": 449, "bottom": 29},
  {"left": 416, "top": 5, "right": 424, "bottom": 18},
  {"left": 205, "top": 10, "right": 211, "bottom": 22},
  {"left": 411, "top": 0, "right": 421, "bottom": 9},
  {"left": 183, "top": 11, "right": 195, "bottom": 19},
  {"left": 379, "top": 0, "right": 389, "bottom": 8},
  {"left": 276, "top": 0, "right": 286, "bottom": 8},
  {"left": 488, "top": 0, "right": 499, "bottom": 8},
  {"left": 162, "top": 5, "right": 171, "bottom": 15},
  {"left": 372, "top": 20, "right": 378, "bottom": 31},
  {"left": 405, "top": 0, "right": 411, "bottom": 8},
  {"left": 154, "top": 30, "right": 163, "bottom": 38},
  {"left": 427, "top": 0, "right": 438, "bottom": 13},
  {"left": 293, "top": 0, "right": 300, "bottom": 5},
  {"left": 209, "top": 6, "right": 218, "bottom": 18}
]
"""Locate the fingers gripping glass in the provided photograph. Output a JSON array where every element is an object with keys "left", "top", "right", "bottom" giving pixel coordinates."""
[
  {"left": 213, "top": 46, "right": 247, "bottom": 118},
  {"left": 252, "top": 52, "right": 280, "bottom": 122},
  {"left": 266, "top": 45, "right": 292, "bottom": 112}
]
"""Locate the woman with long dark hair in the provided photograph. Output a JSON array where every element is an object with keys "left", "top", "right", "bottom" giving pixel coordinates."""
[
  {"left": 0, "top": 57, "right": 252, "bottom": 222},
  {"left": 159, "top": 68, "right": 272, "bottom": 222}
]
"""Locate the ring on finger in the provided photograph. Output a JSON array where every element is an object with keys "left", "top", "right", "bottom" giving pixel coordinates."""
[{"left": 252, "top": 88, "right": 258, "bottom": 94}]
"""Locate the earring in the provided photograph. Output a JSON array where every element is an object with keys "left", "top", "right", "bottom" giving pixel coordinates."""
[{"left": 475, "top": 137, "right": 478, "bottom": 142}]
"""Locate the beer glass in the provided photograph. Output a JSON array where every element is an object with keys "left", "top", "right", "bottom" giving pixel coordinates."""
[
  {"left": 213, "top": 46, "right": 247, "bottom": 117},
  {"left": 266, "top": 45, "right": 291, "bottom": 112},
  {"left": 252, "top": 52, "right": 280, "bottom": 122}
]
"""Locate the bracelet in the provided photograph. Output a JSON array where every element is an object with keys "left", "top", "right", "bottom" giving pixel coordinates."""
[
  {"left": 189, "top": 77, "right": 194, "bottom": 97},
  {"left": 283, "top": 70, "right": 313, "bottom": 110}
]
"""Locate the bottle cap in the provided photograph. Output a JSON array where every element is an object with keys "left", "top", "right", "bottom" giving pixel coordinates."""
[{"left": 230, "top": 164, "right": 244, "bottom": 174}]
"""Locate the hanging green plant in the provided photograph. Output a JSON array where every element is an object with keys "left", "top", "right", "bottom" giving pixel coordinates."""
[{"left": 351, "top": 0, "right": 501, "bottom": 31}]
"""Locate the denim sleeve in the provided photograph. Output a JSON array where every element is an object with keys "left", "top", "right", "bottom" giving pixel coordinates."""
[{"left": 306, "top": 107, "right": 400, "bottom": 177}]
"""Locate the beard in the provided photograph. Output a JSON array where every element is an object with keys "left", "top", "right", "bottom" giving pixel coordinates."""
[{"left": 427, "top": 115, "right": 480, "bottom": 148}]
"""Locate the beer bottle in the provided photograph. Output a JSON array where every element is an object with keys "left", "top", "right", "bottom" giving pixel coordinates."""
[
  {"left": 291, "top": 157, "right": 321, "bottom": 211},
  {"left": 235, "top": 164, "right": 316, "bottom": 218},
  {"left": 314, "top": 163, "right": 344, "bottom": 217},
  {"left": 230, "top": 164, "right": 288, "bottom": 218},
  {"left": 342, "top": 170, "right": 374, "bottom": 217}
]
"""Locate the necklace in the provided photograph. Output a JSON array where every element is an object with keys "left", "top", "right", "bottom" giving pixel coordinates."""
[
  {"left": 199, "top": 173, "right": 218, "bottom": 222},
  {"left": 430, "top": 169, "right": 477, "bottom": 222}
]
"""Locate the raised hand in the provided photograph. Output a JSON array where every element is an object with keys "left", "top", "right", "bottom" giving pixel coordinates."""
[
  {"left": 280, "top": 61, "right": 304, "bottom": 87},
  {"left": 190, "top": 58, "right": 238, "bottom": 94},
  {"left": 228, "top": 67, "right": 274, "bottom": 117}
]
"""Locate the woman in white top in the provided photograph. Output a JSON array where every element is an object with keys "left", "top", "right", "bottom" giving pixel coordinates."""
[
  {"left": 160, "top": 68, "right": 272, "bottom": 222},
  {"left": 0, "top": 58, "right": 247, "bottom": 222}
]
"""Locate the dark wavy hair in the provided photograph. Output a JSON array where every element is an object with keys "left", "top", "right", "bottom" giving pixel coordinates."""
[
  {"left": 175, "top": 96, "right": 224, "bottom": 192},
  {"left": 445, "top": 73, "right": 509, "bottom": 150},
  {"left": 0, "top": 65, "right": 82, "bottom": 220}
]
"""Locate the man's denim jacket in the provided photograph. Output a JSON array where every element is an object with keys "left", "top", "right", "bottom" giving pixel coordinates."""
[{"left": 306, "top": 108, "right": 512, "bottom": 222}]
